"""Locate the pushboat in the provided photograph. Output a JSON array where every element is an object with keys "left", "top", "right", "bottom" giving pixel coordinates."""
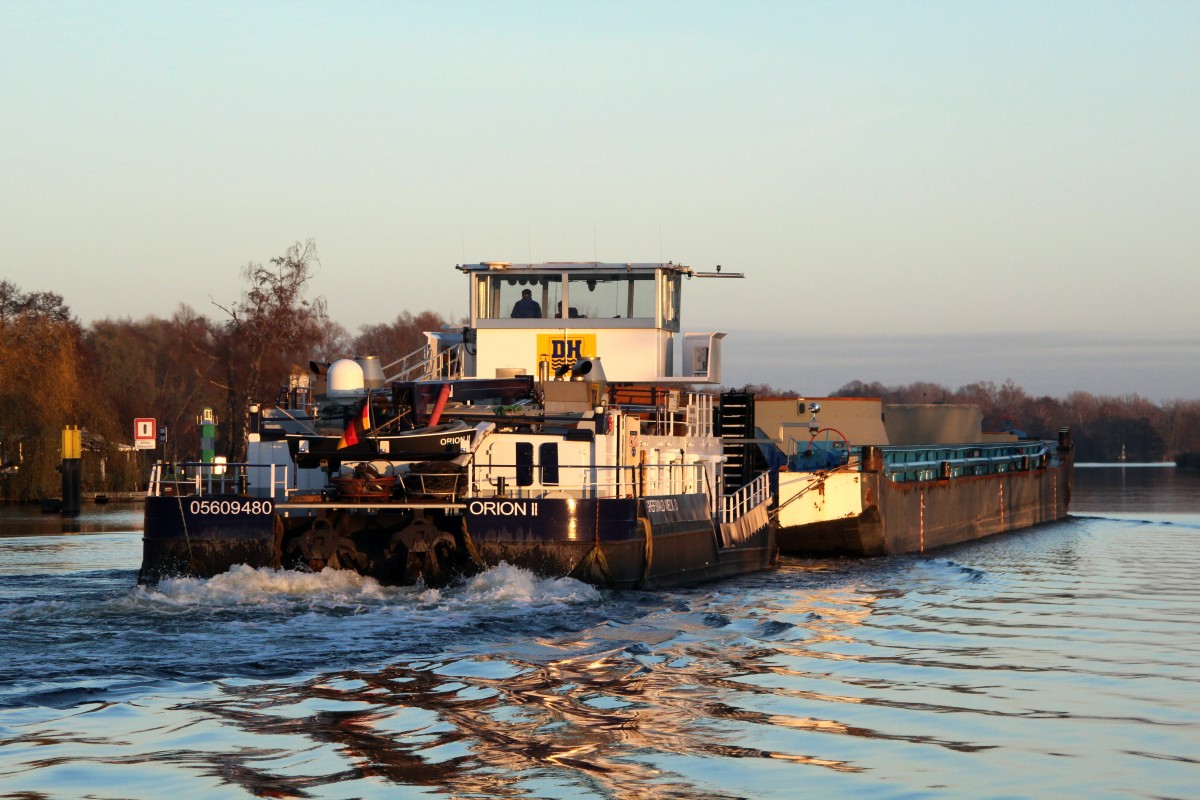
[{"left": 141, "top": 261, "right": 776, "bottom": 588}]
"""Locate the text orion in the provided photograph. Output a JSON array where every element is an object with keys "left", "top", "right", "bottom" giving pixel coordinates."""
[{"left": 468, "top": 500, "right": 540, "bottom": 516}]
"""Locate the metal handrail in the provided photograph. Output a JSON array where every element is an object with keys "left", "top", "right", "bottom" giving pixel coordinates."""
[
  {"left": 381, "top": 343, "right": 433, "bottom": 383},
  {"left": 877, "top": 441, "right": 1049, "bottom": 459},
  {"left": 384, "top": 342, "right": 467, "bottom": 383},
  {"left": 636, "top": 392, "right": 717, "bottom": 437},
  {"left": 148, "top": 461, "right": 289, "bottom": 500},
  {"left": 878, "top": 443, "right": 1051, "bottom": 482},
  {"left": 720, "top": 471, "right": 770, "bottom": 524},
  {"left": 884, "top": 451, "right": 1046, "bottom": 473},
  {"left": 467, "top": 460, "right": 710, "bottom": 500}
]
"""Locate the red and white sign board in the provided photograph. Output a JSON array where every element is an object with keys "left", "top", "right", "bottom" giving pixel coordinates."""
[{"left": 134, "top": 418, "right": 157, "bottom": 450}]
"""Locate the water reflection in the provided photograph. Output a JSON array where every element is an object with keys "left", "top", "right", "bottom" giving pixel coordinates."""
[
  {"left": 125, "top": 575, "right": 900, "bottom": 797},
  {"left": 0, "top": 504, "right": 143, "bottom": 537},
  {"left": 171, "top": 564, "right": 1046, "bottom": 798},
  {"left": 1074, "top": 465, "right": 1200, "bottom": 514},
  {"left": 3, "top": 469, "right": 1200, "bottom": 798}
]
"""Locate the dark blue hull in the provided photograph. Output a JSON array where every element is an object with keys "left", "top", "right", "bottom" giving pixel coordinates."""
[
  {"left": 140, "top": 493, "right": 470, "bottom": 586},
  {"left": 141, "top": 491, "right": 775, "bottom": 589},
  {"left": 140, "top": 494, "right": 278, "bottom": 583},
  {"left": 465, "top": 493, "right": 775, "bottom": 589}
]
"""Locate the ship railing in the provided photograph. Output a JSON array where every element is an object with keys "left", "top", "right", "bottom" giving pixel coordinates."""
[
  {"left": 468, "top": 461, "right": 709, "bottom": 500},
  {"left": 147, "top": 461, "right": 290, "bottom": 500},
  {"left": 720, "top": 471, "right": 770, "bottom": 524},
  {"left": 384, "top": 342, "right": 466, "bottom": 383},
  {"left": 686, "top": 392, "right": 716, "bottom": 438},
  {"left": 877, "top": 442, "right": 1052, "bottom": 482},
  {"left": 637, "top": 391, "right": 717, "bottom": 437},
  {"left": 381, "top": 343, "right": 431, "bottom": 382},
  {"left": 641, "top": 460, "right": 708, "bottom": 496}
]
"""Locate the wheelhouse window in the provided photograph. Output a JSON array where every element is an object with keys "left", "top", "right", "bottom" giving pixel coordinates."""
[
  {"left": 471, "top": 267, "right": 678, "bottom": 330},
  {"left": 477, "top": 274, "right": 562, "bottom": 320},
  {"left": 661, "top": 272, "right": 681, "bottom": 330},
  {"left": 565, "top": 273, "right": 656, "bottom": 320}
]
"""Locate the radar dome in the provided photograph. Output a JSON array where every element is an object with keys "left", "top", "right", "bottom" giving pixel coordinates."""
[{"left": 327, "top": 358, "right": 366, "bottom": 397}]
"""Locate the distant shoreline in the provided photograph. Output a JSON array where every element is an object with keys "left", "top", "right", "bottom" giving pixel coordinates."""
[{"left": 1076, "top": 462, "right": 1173, "bottom": 468}]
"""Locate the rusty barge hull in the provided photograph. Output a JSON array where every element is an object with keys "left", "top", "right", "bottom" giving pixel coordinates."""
[{"left": 778, "top": 460, "right": 1072, "bottom": 557}]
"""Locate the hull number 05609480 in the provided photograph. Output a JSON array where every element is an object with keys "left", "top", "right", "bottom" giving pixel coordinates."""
[{"left": 189, "top": 499, "right": 274, "bottom": 515}]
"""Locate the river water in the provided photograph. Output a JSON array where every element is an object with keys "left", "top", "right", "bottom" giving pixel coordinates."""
[{"left": 1, "top": 466, "right": 1197, "bottom": 799}]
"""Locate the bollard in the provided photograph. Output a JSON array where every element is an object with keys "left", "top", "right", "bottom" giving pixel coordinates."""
[{"left": 60, "top": 426, "right": 82, "bottom": 517}]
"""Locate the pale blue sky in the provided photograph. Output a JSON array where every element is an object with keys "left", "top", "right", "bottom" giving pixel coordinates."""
[{"left": 3, "top": 1, "right": 1198, "bottom": 399}]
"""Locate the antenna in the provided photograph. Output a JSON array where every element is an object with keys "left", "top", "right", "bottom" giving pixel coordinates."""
[
  {"left": 459, "top": 223, "right": 466, "bottom": 263},
  {"left": 528, "top": 222, "right": 532, "bottom": 264},
  {"left": 593, "top": 222, "right": 598, "bottom": 263}
]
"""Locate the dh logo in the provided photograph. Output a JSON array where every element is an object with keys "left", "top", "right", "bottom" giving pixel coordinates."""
[
  {"left": 538, "top": 333, "right": 596, "bottom": 375},
  {"left": 549, "top": 339, "right": 583, "bottom": 373},
  {"left": 551, "top": 339, "right": 583, "bottom": 362}
]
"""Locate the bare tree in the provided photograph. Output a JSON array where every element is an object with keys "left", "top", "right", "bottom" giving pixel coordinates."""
[
  {"left": 83, "top": 306, "right": 225, "bottom": 460},
  {"left": 352, "top": 311, "right": 449, "bottom": 361},
  {"left": 213, "top": 240, "right": 330, "bottom": 458}
]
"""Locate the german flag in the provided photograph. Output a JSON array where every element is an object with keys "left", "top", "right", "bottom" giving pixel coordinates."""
[{"left": 337, "top": 401, "right": 371, "bottom": 449}]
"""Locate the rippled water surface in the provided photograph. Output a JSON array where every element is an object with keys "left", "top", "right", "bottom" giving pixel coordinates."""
[{"left": 2, "top": 467, "right": 1199, "bottom": 798}]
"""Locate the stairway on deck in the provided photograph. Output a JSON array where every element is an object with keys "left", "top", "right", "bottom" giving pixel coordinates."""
[{"left": 719, "top": 391, "right": 756, "bottom": 494}]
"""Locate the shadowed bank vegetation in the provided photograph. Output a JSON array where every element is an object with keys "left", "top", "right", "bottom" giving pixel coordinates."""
[
  {"left": 1, "top": 242, "right": 450, "bottom": 502},
  {"left": 3, "top": 243, "right": 1198, "bottom": 500}
]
